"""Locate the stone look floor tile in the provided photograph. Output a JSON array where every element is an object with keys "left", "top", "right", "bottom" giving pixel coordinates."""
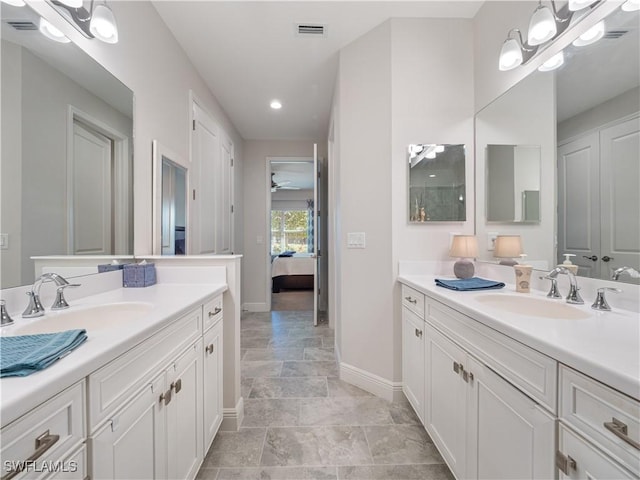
[
  {"left": 303, "top": 348, "right": 335, "bottom": 361},
  {"left": 299, "top": 397, "right": 394, "bottom": 426},
  {"left": 242, "top": 399, "right": 301, "bottom": 427},
  {"left": 249, "top": 377, "right": 328, "bottom": 398},
  {"left": 260, "top": 426, "right": 373, "bottom": 466},
  {"left": 269, "top": 337, "right": 323, "bottom": 349},
  {"left": 216, "top": 466, "right": 338, "bottom": 479},
  {"left": 195, "top": 467, "right": 219, "bottom": 480},
  {"left": 364, "top": 425, "right": 444, "bottom": 465},
  {"left": 337, "top": 464, "right": 455, "bottom": 480},
  {"left": 203, "top": 428, "right": 266, "bottom": 468},
  {"left": 280, "top": 361, "right": 338, "bottom": 377},
  {"left": 241, "top": 377, "right": 255, "bottom": 399},
  {"left": 241, "top": 361, "right": 283, "bottom": 378},
  {"left": 326, "top": 378, "right": 374, "bottom": 397},
  {"left": 243, "top": 348, "right": 305, "bottom": 361},
  {"left": 241, "top": 337, "right": 272, "bottom": 349}
]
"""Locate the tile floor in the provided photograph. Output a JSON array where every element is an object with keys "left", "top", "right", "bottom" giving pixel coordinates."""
[{"left": 197, "top": 310, "right": 454, "bottom": 480}]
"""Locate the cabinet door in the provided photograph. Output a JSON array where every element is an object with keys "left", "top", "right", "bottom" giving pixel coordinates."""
[
  {"left": 91, "top": 373, "right": 166, "bottom": 480},
  {"left": 167, "top": 343, "right": 203, "bottom": 480},
  {"left": 402, "top": 307, "right": 425, "bottom": 422},
  {"left": 558, "top": 423, "right": 637, "bottom": 480},
  {"left": 466, "top": 356, "right": 555, "bottom": 480},
  {"left": 203, "top": 322, "right": 223, "bottom": 451},
  {"left": 424, "top": 325, "right": 467, "bottom": 479}
]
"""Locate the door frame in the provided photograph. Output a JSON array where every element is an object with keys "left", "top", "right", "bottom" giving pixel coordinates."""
[
  {"left": 265, "top": 156, "right": 314, "bottom": 313},
  {"left": 66, "top": 105, "right": 131, "bottom": 255}
]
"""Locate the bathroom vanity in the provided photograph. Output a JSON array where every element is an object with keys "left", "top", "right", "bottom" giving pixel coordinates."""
[
  {"left": 0, "top": 275, "right": 226, "bottom": 480},
  {"left": 400, "top": 274, "right": 640, "bottom": 480}
]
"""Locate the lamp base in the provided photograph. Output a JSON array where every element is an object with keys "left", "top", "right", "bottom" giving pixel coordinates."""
[
  {"left": 499, "top": 259, "right": 518, "bottom": 266},
  {"left": 453, "top": 259, "right": 475, "bottom": 279}
]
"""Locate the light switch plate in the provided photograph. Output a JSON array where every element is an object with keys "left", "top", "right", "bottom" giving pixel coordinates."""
[
  {"left": 0, "top": 233, "right": 8, "bottom": 249},
  {"left": 256, "top": 235, "right": 263, "bottom": 245},
  {"left": 487, "top": 232, "right": 498, "bottom": 251},
  {"left": 347, "top": 232, "right": 366, "bottom": 249}
]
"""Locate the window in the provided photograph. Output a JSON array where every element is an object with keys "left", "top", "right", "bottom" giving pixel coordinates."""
[{"left": 271, "top": 210, "right": 310, "bottom": 254}]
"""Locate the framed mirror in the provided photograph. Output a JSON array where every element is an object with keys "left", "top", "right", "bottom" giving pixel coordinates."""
[
  {"left": 486, "top": 144, "right": 541, "bottom": 223},
  {"left": 152, "top": 141, "right": 189, "bottom": 255},
  {"left": 1, "top": 2, "right": 134, "bottom": 288},
  {"left": 407, "top": 144, "right": 466, "bottom": 222}
]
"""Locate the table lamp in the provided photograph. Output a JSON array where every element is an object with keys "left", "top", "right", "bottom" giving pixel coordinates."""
[
  {"left": 449, "top": 235, "right": 479, "bottom": 279},
  {"left": 494, "top": 235, "right": 523, "bottom": 266}
]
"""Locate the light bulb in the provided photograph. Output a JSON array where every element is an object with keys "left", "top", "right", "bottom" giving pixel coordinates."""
[
  {"left": 572, "top": 20, "right": 605, "bottom": 47},
  {"left": 499, "top": 37, "right": 523, "bottom": 71},
  {"left": 622, "top": 0, "right": 639, "bottom": 12},
  {"left": 90, "top": 3, "right": 119, "bottom": 43},
  {"left": 435, "top": 145, "right": 445, "bottom": 153},
  {"left": 528, "top": 4, "right": 557, "bottom": 46},
  {"left": 538, "top": 51, "right": 564, "bottom": 72},
  {"left": 0, "top": 0, "right": 26, "bottom": 6},
  {"left": 270, "top": 100, "right": 282, "bottom": 110},
  {"left": 39, "top": 18, "right": 71, "bottom": 43},
  {"left": 568, "top": 0, "right": 598, "bottom": 11}
]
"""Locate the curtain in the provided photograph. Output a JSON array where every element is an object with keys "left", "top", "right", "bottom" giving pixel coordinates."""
[{"left": 306, "top": 199, "right": 314, "bottom": 253}]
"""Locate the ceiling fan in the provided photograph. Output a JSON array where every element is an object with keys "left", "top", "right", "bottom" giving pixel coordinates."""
[{"left": 271, "top": 173, "right": 300, "bottom": 193}]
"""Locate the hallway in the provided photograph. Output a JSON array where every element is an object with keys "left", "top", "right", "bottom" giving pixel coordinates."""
[{"left": 196, "top": 310, "right": 454, "bottom": 480}]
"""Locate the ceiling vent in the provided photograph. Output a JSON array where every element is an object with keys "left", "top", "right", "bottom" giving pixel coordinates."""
[
  {"left": 604, "top": 30, "right": 628, "bottom": 39},
  {"left": 297, "top": 23, "right": 326, "bottom": 37},
  {"left": 6, "top": 20, "right": 38, "bottom": 31}
]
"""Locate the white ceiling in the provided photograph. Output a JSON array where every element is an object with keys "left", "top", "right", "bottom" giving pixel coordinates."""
[
  {"left": 271, "top": 161, "right": 314, "bottom": 190},
  {"left": 152, "top": 1, "right": 484, "bottom": 141}
]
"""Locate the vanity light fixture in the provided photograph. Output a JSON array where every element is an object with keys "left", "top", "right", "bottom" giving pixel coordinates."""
[
  {"left": 528, "top": 0, "right": 572, "bottom": 46},
  {"left": 57, "top": 0, "right": 82, "bottom": 7},
  {"left": 568, "top": 0, "right": 598, "bottom": 11},
  {"left": 0, "top": 0, "right": 26, "bottom": 6},
  {"left": 449, "top": 235, "right": 479, "bottom": 279},
  {"left": 48, "top": 0, "right": 119, "bottom": 44},
  {"left": 498, "top": 29, "right": 538, "bottom": 71},
  {"left": 572, "top": 20, "right": 605, "bottom": 46},
  {"left": 622, "top": 0, "right": 640, "bottom": 12},
  {"left": 89, "top": 1, "right": 118, "bottom": 44},
  {"left": 270, "top": 99, "right": 283, "bottom": 110},
  {"left": 39, "top": 17, "right": 71, "bottom": 43},
  {"left": 538, "top": 51, "right": 565, "bottom": 71}
]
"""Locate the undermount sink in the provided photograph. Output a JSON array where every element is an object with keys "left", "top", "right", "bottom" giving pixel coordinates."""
[
  {"left": 5, "top": 302, "right": 154, "bottom": 336},
  {"left": 475, "top": 294, "right": 591, "bottom": 320}
]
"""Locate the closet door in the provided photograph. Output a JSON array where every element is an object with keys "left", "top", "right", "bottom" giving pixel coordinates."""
[
  {"left": 557, "top": 132, "right": 600, "bottom": 278},
  {"left": 599, "top": 116, "right": 640, "bottom": 281}
]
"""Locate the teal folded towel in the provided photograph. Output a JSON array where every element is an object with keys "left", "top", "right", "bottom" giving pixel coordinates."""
[
  {"left": 435, "top": 277, "right": 505, "bottom": 291},
  {"left": 0, "top": 329, "right": 87, "bottom": 377}
]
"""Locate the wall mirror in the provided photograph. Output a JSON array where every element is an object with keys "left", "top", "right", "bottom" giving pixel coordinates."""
[
  {"left": 476, "top": 5, "right": 639, "bottom": 283},
  {"left": 407, "top": 144, "right": 466, "bottom": 222},
  {"left": 152, "top": 141, "right": 189, "bottom": 255},
  {"left": 1, "top": 2, "right": 134, "bottom": 288},
  {"left": 486, "top": 144, "right": 541, "bottom": 223}
]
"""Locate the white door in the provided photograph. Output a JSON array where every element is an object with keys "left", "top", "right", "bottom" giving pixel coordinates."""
[
  {"left": 192, "top": 103, "right": 220, "bottom": 255},
  {"left": 218, "top": 135, "right": 234, "bottom": 254},
  {"left": 557, "top": 132, "right": 600, "bottom": 278},
  {"left": 402, "top": 308, "right": 425, "bottom": 423},
  {"left": 313, "top": 144, "right": 319, "bottom": 326},
  {"left": 72, "top": 121, "right": 112, "bottom": 255},
  {"left": 466, "top": 356, "right": 555, "bottom": 480},
  {"left": 599, "top": 116, "right": 640, "bottom": 281}
]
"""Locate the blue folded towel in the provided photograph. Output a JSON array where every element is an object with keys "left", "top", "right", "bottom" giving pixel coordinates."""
[
  {"left": 0, "top": 329, "right": 87, "bottom": 377},
  {"left": 435, "top": 277, "right": 505, "bottom": 291}
]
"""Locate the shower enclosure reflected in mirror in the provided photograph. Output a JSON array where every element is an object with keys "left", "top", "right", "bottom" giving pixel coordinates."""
[
  {"left": 407, "top": 144, "right": 466, "bottom": 222},
  {"left": 152, "top": 141, "right": 188, "bottom": 255},
  {"left": 486, "top": 144, "right": 541, "bottom": 223}
]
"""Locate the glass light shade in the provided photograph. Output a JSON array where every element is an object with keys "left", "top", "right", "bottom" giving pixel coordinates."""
[
  {"left": 538, "top": 51, "right": 564, "bottom": 71},
  {"left": 449, "top": 235, "right": 479, "bottom": 258},
  {"left": 572, "top": 21, "right": 605, "bottom": 47},
  {"left": 39, "top": 18, "right": 71, "bottom": 43},
  {"left": 57, "top": 0, "right": 83, "bottom": 7},
  {"left": 493, "top": 235, "right": 523, "bottom": 258},
  {"left": 568, "top": 0, "right": 598, "bottom": 11},
  {"left": 90, "top": 3, "right": 119, "bottom": 44},
  {"left": 622, "top": 0, "right": 640, "bottom": 12},
  {"left": 0, "top": 0, "right": 26, "bottom": 6},
  {"left": 528, "top": 5, "right": 557, "bottom": 46},
  {"left": 499, "top": 38, "right": 523, "bottom": 71}
]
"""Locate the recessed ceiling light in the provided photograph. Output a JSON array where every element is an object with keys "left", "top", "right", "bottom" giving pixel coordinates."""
[
  {"left": 429, "top": 174, "right": 437, "bottom": 178},
  {"left": 270, "top": 100, "right": 282, "bottom": 110}
]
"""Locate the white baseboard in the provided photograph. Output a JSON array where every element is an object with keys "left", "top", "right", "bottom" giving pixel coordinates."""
[
  {"left": 339, "top": 361, "right": 404, "bottom": 402},
  {"left": 242, "top": 302, "right": 269, "bottom": 312},
  {"left": 220, "top": 396, "right": 244, "bottom": 431}
]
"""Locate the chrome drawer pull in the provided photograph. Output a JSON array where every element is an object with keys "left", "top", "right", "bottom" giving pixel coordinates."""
[
  {"left": 404, "top": 296, "right": 417, "bottom": 304},
  {"left": 604, "top": 418, "right": 640, "bottom": 450},
  {"left": 160, "top": 389, "right": 172, "bottom": 405},
  {"left": 206, "top": 343, "right": 214, "bottom": 355},
  {"left": 208, "top": 307, "right": 222, "bottom": 318},
  {"left": 453, "top": 362, "right": 461, "bottom": 374},
  {"left": 171, "top": 378, "right": 182, "bottom": 394},
  {"left": 1, "top": 430, "right": 60, "bottom": 480},
  {"left": 414, "top": 328, "right": 422, "bottom": 338}
]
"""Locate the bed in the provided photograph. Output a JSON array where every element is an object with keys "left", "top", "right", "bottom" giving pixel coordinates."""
[{"left": 271, "top": 253, "right": 315, "bottom": 293}]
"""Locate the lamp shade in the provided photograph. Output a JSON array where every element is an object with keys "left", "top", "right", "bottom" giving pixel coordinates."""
[
  {"left": 0, "top": 0, "right": 26, "bottom": 6},
  {"left": 572, "top": 20, "right": 605, "bottom": 47},
  {"left": 449, "top": 235, "right": 479, "bottom": 258},
  {"left": 39, "top": 18, "right": 71, "bottom": 43},
  {"left": 538, "top": 51, "right": 564, "bottom": 72},
  {"left": 90, "top": 2, "right": 119, "bottom": 44},
  {"left": 493, "top": 235, "right": 523, "bottom": 258},
  {"left": 622, "top": 0, "right": 640, "bottom": 12},
  {"left": 528, "top": 4, "right": 557, "bottom": 46},
  {"left": 499, "top": 37, "right": 523, "bottom": 71}
]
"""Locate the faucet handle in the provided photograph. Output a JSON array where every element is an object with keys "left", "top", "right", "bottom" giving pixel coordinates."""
[
  {"left": 23, "top": 290, "right": 45, "bottom": 318},
  {"left": 540, "top": 275, "right": 562, "bottom": 299},
  {"left": 1, "top": 300, "right": 14, "bottom": 327},
  {"left": 51, "top": 284, "right": 81, "bottom": 310},
  {"left": 591, "top": 287, "right": 622, "bottom": 312}
]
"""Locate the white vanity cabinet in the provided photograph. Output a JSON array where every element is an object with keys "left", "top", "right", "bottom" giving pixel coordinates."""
[
  {"left": 401, "top": 285, "right": 426, "bottom": 422},
  {"left": 202, "top": 297, "right": 223, "bottom": 451}
]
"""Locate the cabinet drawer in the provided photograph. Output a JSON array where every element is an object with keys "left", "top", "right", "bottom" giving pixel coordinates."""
[
  {"left": 203, "top": 295, "right": 223, "bottom": 332},
  {"left": 0, "top": 381, "right": 85, "bottom": 479},
  {"left": 402, "top": 285, "right": 425, "bottom": 319},
  {"left": 40, "top": 444, "right": 87, "bottom": 480},
  {"left": 560, "top": 365, "right": 640, "bottom": 476},
  {"left": 427, "top": 298, "right": 557, "bottom": 413},
  {"left": 88, "top": 306, "right": 202, "bottom": 432}
]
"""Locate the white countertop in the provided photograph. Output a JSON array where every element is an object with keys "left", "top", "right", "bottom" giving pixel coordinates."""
[
  {"left": 0, "top": 283, "right": 226, "bottom": 427},
  {"left": 399, "top": 274, "right": 640, "bottom": 401}
]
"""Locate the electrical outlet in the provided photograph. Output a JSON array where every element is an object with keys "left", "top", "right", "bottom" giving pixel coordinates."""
[
  {"left": 347, "top": 232, "right": 365, "bottom": 249},
  {"left": 487, "top": 232, "right": 498, "bottom": 251}
]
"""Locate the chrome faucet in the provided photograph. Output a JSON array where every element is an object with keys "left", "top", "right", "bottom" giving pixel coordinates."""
[
  {"left": 22, "top": 273, "right": 80, "bottom": 318},
  {"left": 611, "top": 266, "right": 640, "bottom": 281},
  {"left": 546, "top": 266, "right": 584, "bottom": 304},
  {"left": 1, "top": 300, "right": 14, "bottom": 327}
]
